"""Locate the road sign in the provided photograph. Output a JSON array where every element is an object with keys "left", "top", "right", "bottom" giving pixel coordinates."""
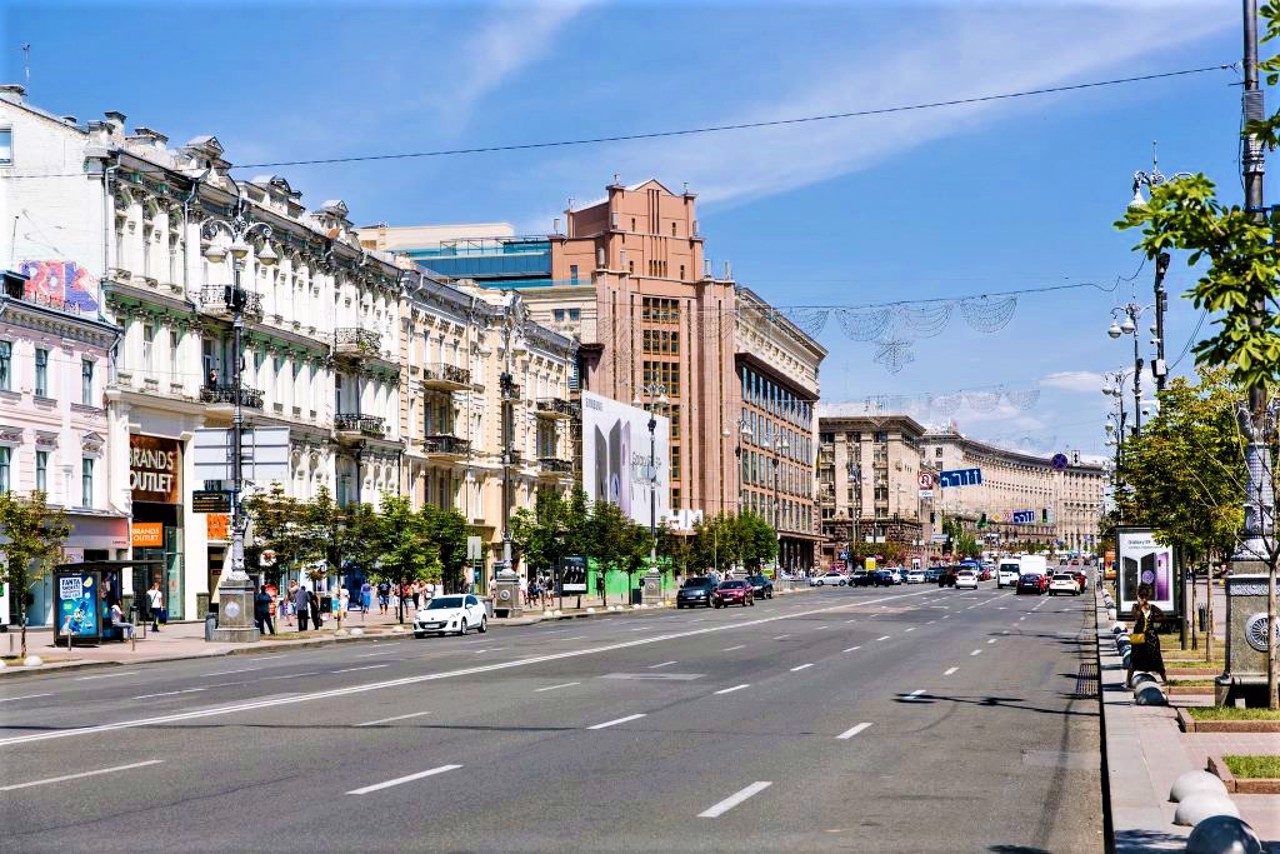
[
  {"left": 1012, "top": 510, "right": 1035, "bottom": 524},
  {"left": 938, "top": 467, "right": 982, "bottom": 488},
  {"left": 467, "top": 536, "right": 484, "bottom": 561},
  {"left": 1051, "top": 453, "right": 1069, "bottom": 471},
  {"left": 917, "top": 472, "right": 934, "bottom": 489},
  {"left": 192, "top": 490, "right": 232, "bottom": 513},
  {"left": 193, "top": 427, "right": 291, "bottom": 485},
  {"left": 918, "top": 489, "right": 933, "bottom": 499}
]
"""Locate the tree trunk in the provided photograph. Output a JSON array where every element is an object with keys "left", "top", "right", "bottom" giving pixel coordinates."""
[
  {"left": 19, "top": 613, "right": 27, "bottom": 661},
  {"left": 1269, "top": 560, "right": 1277, "bottom": 709}
]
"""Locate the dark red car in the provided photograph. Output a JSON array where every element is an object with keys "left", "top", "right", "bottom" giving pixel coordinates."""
[
  {"left": 713, "top": 580, "right": 754, "bottom": 608},
  {"left": 1072, "top": 570, "right": 1088, "bottom": 591},
  {"left": 1016, "top": 574, "right": 1048, "bottom": 595}
]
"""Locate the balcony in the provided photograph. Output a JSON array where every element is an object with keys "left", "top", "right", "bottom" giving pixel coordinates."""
[
  {"left": 200, "top": 384, "right": 264, "bottom": 410},
  {"left": 196, "top": 285, "right": 264, "bottom": 321},
  {"left": 422, "top": 362, "right": 472, "bottom": 391},
  {"left": 504, "top": 449, "right": 523, "bottom": 467},
  {"left": 334, "top": 413, "right": 386, "bottom": 441},
  {"left": 536, "top": 398, "right": 576, "bottom": 419},
  {"left": 424, "top": 434, "right": 471, "bottom": 460},
  {"left": 537, "top": 457, "right": 573, "bottom": 480},
  {"left": 333, "top": 328, "right": 382, "bottom": 360}
]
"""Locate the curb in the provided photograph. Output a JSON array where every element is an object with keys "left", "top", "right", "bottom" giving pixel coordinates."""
[
  {"left": 1207, "top": 754, "right": 1280, "bottom": 795},
  {"left": 1175, "top": 708, "right": 1280, "bottom": 734}
]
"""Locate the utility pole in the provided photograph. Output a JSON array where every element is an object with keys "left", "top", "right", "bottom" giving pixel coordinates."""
[{"left": 1153, "top": 252, "right": 1171, "bottom": 393}]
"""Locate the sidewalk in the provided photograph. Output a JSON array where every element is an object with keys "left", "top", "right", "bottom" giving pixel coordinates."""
[
  {"left": 1, "top": 585, "right": 815, "bottom": 677},
  {"left": 1096, "top": 590, "right": 1280, "bottom": 852}
]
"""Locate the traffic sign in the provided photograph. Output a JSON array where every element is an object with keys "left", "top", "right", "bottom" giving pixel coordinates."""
[
  {"left": 1052, "top": 453, "right": 1069, "bottom": 471},
  {"left": 917, "top": 472, "right": 934, "bottom": 489},
  {"left": 192, "top": 490, "right": 232, "bottom": 514}
]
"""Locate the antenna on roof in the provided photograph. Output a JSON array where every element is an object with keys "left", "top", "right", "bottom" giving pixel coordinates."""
[{"left": 21, "top": 43, "right": 30, "bottom": 87}]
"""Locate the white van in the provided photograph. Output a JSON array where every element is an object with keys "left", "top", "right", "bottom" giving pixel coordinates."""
[{"left": 997, "top": 559, "right": 1021, "bottom": 589}]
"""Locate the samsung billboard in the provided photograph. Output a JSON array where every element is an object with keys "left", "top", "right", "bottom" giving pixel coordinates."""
[{"left": 581, "top": 391, "right": 671, "bottom": 526}]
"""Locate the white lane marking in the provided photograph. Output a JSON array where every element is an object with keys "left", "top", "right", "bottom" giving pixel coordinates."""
[
  {"left": 332, "top": 664, "right": 390, "bottom": 674},
  {"left": 648, "top": 660, "right": 678, "bottom": 669},
  {"left": 131, "top": 687, "right": 205, "bottom": 700},
  {"left": 722, "top": 645, "right": 746, "bottom": 652},
  {"left": 844, "top": 619, "right": 858, "bottom": 624},
  {"left": 773, "top": 634, "right": 791, "bottom": 640},
  {"left": 714, "top": 684, "right": 750, "bottom": 695},
  {"left": 813, "top": 625, "right": 829, "bottom": 631},
  {"left": 944, "top": 667, "right": 959, "bottom": 676},
  {"left": 587, "top": 713, "right": 647, "bottom": 731},
  {"left": 474, "top": 648, "right": 507, "bottom": 655},
  {"left": 0, "top": 759, "right": 164, "bottom": 792},
  {"left": 1019, "top": 616, "right": 1027, "bottom": 622},
  {"left": 0, "top": 588, "right": 936, "bottom": 749},
  {"left": 277, "top": 672, "right": 321, "bottom": 680},
  {"left": 905, "top": 689, "right": 927, "bottom": 699},
  {"left": 347, "top": 764, "right": 462, "bottom": 795},
  {"left": 202, "top": 667, "right": 263, "bottom": 677},
  {"left": 562, "top": 636, "right": 587, "bottom": 641},
  {"left": 789, "top": 663, "right": 814, "bottom": 672},
  {"left": 836, "top": 722, "right": 873, "bottom": 741},
  {"left": 535, "top": 681, "right": 581, "bottom": 693},
  {"left": 987, "top": 639, "right": 997, "bottom": 644},
  {"left": 0, "top": 693, "right": 52, "bottom": 704},
  {"left": 698, "top": 781, "right": 773, "bottom": 818},
  {"left": 927, "top": 620, "right": 937, "bottom": 625},
  {"left": 876, "top": 635, "right": 891, "bottom": 642},
  {"left": 843, "top": 646, "right": 862, "bottom": 652},
  {"left": 75, "top": 671, "right": 139, "bottom": 681},
  {"left": 355, "top": 711, "right": 432, "bottom": 727},
  {"left": 943, "top": 615, "right": 951, "bottom": 620},
  {"left": 357, "top": 651, "right": 400, "bottom": 658},
  {"left": 904, "top": 627, "right": 916, "bottom": 633},
  {"left": 970, "top": 649, "right": 983, "bottom": 656}
]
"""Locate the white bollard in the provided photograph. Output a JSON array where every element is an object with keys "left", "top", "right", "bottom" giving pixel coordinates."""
[
  {"left": 350, "top": 627, "right": 364, "bottom": 636},
  {"left": 1185, "top": 815, "right": 1263, "bottom": 854},
  {"left": 586, "top": 607, "right": 596, "bottom": 615},
  {"left": 1170, "top": 770, "right": 1228, "bottom": 803},
  {"left": 23, "top": 655, "right": 42, "bottom": 667},
  {"left": 1174, "top": 792, "right": 1239, "bottom": 827}
]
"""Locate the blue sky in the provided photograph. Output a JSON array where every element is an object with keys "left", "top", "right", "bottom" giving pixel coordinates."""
[{"left": 5, "top": 0, "right": 1246, "bottom": 457}]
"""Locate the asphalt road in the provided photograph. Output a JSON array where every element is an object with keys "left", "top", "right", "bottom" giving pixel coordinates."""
[{"left": 0, "top": 582, "right": 1103, "bottom": 853}]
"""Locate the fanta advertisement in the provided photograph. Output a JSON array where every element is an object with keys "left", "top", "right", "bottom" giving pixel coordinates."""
[{"left": 18, "top": 260, "right": 100, "bottom": 315}]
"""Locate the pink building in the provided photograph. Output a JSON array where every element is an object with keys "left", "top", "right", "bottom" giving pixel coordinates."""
[{"left": 0, "top": 269, "right": 129, "bottom": 626}]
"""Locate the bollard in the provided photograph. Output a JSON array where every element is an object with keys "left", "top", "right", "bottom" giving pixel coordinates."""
[
  {"left": 1185, "top": 815, "right": 1263, "bottom": 854},
  {"left": 1133, "top": 672, "right": 1158, "bottom": 687},
  {"left": 23, "top": 655, "right": 42, "bottom": 667},
  {"left": 1170, "top": 770, "right": 1228, "bottom": 803},
  {"left": 1174, "top": 792, "right": 1239, "bottom": 827},
  {"left": 1133, "top": 683, "right": 1167, "bottom": 706}
]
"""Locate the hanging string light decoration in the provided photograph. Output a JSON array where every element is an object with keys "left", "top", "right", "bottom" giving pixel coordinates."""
[
  {"left": 963, "top": 390, "right": 1002, "bottom": 412},
  {"left": 778, "top": 307, "right": 829, "bottom": 339},
  {"left": 873, "top": 339, "right": 915, "bottom": 374},
  {"left": 958, "top": 295, "right": 1018, "bottom": 333},
  {"left": 835, "top": 307, "right": 895, "bottom": 342},
  {"left": 1002, "top": 387, "right": 1041, "bottom": 410}
]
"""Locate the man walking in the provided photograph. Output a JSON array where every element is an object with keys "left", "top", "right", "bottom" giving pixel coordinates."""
[
  {"left": 376, "top": 580, "right": 390, "bottom": 615},
  {"left": 295, "top": 584, "right": 310, "bottom": 631},
  {"left": 308, "top": 586, "right": 322, "bottom": 630},
  {"left": 146, "top": 582, "right": 165, "bottom": 632},
  {"left": 254, "top": 586, "right": 275, "bottom": 635}
]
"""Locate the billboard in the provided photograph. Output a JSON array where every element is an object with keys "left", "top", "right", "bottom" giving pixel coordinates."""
[
  {"left": 581, "top": 391, "right": 670, "bottom": 526},
  {"left": 1117, "top": 527, "right": 1175, "bottom": 614}
]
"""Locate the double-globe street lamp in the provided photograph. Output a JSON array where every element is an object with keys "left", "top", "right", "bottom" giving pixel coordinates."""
[
  {"left": 633, "top": 382, "right": 669, "bottom": 572},
  {"left": 1107, "top": 303, "right": 1158, "bottom": 436},
  {"left": 202, "top": 207, "right": 277, "bottom": 641},
  {"left": 771, "top": 436, "right": 789, "bottom": 572}
]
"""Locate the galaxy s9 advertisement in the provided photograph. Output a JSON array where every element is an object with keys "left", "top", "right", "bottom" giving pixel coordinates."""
[
  {"left": 1117, "top": 528, "right": 1176, "bottom": 614},
  {"left": 581, "top": 391, "right": 670, "bottom": 526}
]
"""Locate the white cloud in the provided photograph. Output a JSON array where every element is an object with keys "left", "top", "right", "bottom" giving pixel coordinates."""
[
  {"left": 1040, "top": 370, "right": 1107, "bottom": 393},
  {"left": 542, "top": 4, "right": 1230, "bottom": 208}
]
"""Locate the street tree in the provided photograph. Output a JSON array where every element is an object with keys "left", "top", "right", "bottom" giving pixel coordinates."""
[
  {"left": 423, "top": 503, "right": 471, "bottom": 593},
  {"left": 243, "top": 483, "right": 319, "bottom": 584},
  {"left": 583, "top": 499, "right": 632, "bottom": 602},
  {"left": 1116, "top": 2, "right": 1280, "bottom": 705},
  {"left": 370, "top": 495, "right": 440, "bottom": 623},
  {"left": 305, "top": 487, "right": 376, "bottom": 586},
  {"left": 0, "top": 491, "right": 71, "bottom": 659},
  {"left": 734, "top": 510, "right": 778, "bottom": 572}
]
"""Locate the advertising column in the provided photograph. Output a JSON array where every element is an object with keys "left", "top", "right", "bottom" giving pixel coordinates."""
[{"left": 129, "top": 435, "right": 185, "bottom": 620}]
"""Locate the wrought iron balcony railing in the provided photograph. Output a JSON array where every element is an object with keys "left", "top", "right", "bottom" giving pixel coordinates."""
[
  {"left": 334, "top": 413, "right": 386, "bottom": 438},
  {"left": 197, "top": 285, "right": 264, "bottom": 320},
  {"left": 538, "top": 457, "right": 573, "bottom": 474},
  {"left": 200, "top": 384, "right": 264, "bottom": 409},
  {"left": 424, "top": 434, "right": 471, "bottom": 456},
  {"left": 422, "top": 362, "right": 472, "bottom": 389},
  {"left": 535, "top": 398, "right": 576, "bottom": 418},
  {"left": 333, "top": 328, "right": 382, "bottom": 358}
]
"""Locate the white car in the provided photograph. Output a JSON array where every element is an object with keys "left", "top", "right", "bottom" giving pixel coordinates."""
[
  {"left": 414, "top": 594, "right": 488, "bottom": 637},
  {"left": 812, "top": 572, "right": 848, "bottom": 587},
  {"left": 954, "top": 569, "right": 979, "bottom": 590},
  {"left": 1049, "top": 573, "right": 1081, "bottom": 596},
  {"left": 905, "top": 569, "right": 925, "bottom": 584}
]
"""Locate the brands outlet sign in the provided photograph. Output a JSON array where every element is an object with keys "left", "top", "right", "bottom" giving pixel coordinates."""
[{"left": 129, "top": 435, "right": 182, "bottom": 504}]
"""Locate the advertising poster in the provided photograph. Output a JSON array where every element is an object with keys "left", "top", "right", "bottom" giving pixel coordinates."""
[
  {"left": 559, "top": 556, "right": 588, "bottom": 594},
  {"left": 581, "top": 392, "right": 670, "bottom": 526},
  {"left": 56, "top": 572, "right": 100, "bottom": 640},
  {"left": 1117, "top": 528, "right": 1176, "bottom": 614}
]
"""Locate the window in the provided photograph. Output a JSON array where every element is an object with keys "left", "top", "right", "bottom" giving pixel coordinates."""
[
  {"left": 142, "top": 324, "right": 154, "bottom": 370},
  {"left": 569, "top": 264, "right": 579, "bottom": 284},
  {"left": 36, "top": 450, "right": 48, "bottom": 494},
  {"left": 568, "top": 308, "right": 580, "bottom": 321},
  {"left": 35, "top": 347, "right": 48, "bottom": 397},
  {"left": 0, "top": 128, "right": 11, "bottom": 166},
  {"left": 0, "top": 446, "right": 9, "bottom": 492},
  {"left": 0, "top": 340, "right": 10, "bottom": 390},
  {"left": 81, "top": 359, "right": 95, "bottom": 405},
  {"left": 553, "top": 309, "right": 566, "bottom": 322},
  {"left": 82, "top": 458, "right": 94, "bottom": 507}
]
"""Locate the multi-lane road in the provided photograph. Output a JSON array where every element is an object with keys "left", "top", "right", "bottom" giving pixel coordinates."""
[{"left": 1, "top": 582, "right": 1102, "bottom": 852}]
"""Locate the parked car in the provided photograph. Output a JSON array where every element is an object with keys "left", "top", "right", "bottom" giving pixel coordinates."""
[
  {"left": 871, "top": 569, "right": 895, "bottom": 587},
  {"left": 923, "top": 567, "right": 942, "bottom": 583},
  {"left": 677, "top": 577, "right": 717, "bottom": 609},
  {"left": 713, "top": 579, "right": 754, "bottom": 608},
  {"left": 887, "top": 568, "right": 904, "bottom": 585},
  {"left": 1049, "top": 573, "right": 1081, "bottom": 596},
  {"left": 849, "top": 569, "right": 871, "bottom": 587},
  {"left": 1071, "top": 570, "right": 1088, "bottom": 592},
  {"left": 746, "top": 574, "right": 774, "bottom": 600},
  {"left": 812, "top": 572, "right": 848, "bottom": 587},
  {"left": 413, "top": 594, "right": 488, "bottom": 637},
  {"left": 937, "top": 566, "right": 958, "bottom": 588},
  {"left": 1016, "top": 574, "right": 1048, "bottom": 595},
  {"left": 905, "top": 569, "right": 926, "bottom": 584},
  {"left": 954, "top": 569, "right": 979, "bottom": 590}
]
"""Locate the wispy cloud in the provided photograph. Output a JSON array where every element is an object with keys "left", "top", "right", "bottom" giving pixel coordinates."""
[
  {"left": 1040, "top": 370, "right": 1106, "bottom": 393},
  {"left": 542, "top": 4, "right": 1230, "bottom": 208}
]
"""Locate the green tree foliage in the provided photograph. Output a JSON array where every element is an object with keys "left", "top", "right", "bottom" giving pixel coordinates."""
[
  {"left": 423, "top": 503, "right": 471, "bottom": 593},
  {"left": 510, "top": 487, "right": 588, "bottom": 585},
  {"left": 243, "top": 483, "right": 319, "bottom": 583},
  {"left": 370, "top": 495, "right": 440, "bottom": 589},
  {"left": 0, "top": 491, "right": 71, "bottom": 658}
]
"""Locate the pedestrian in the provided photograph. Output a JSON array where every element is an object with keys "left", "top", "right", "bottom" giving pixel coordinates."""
[
  {"left": 338, "top": 586, "right": 350, "bottom": 622},
  {"left": 1126, "top": 584, "right": 1168, "bottom": 687},
  {"left": 360, "top": 580, "right": 373, "bottom": 618},
  {"left": 295, "top": 584, "right": 310, "bottom": 631},
  {"left": 309, "top": 587, "right": 322, "bottom": 629},
  {"left": 254, "top": 587, "right": 275, "bottom": 636},
  {"left": 110, "top": 602, "right": 135, "bottom": 640},
  {"left": 596, "top": 572, "right": 605, "bottom": 606},
  {"left": 285, "top": 580, "right": 299, "bottom": 626},
  {"left": 377, "top": 580, "right": 390, "bottom": 614},
  {"left": 146, "top": 582, "right": 165, "bottom": 632},
  {"left": 519, "top": 573, "right": 529, "bottom": 606}
]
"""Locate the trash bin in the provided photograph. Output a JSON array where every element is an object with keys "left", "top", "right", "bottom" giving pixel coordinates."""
[
  {"left": 483, "top": 598, "right": 495, "bottom": 618},
  {"left": 204, "top": 602, "right": 220, "bottom": 641},
  {"left": 197, "top": 592, "right": 211, "bottom": 619},
  {"left": 630, "top": 588, "right": 643, "bottom": 606}
]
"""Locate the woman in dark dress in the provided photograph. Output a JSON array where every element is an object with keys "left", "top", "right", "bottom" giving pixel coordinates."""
[{"left": 1125, "top": 584, "right": 1168, "bottom": 687}]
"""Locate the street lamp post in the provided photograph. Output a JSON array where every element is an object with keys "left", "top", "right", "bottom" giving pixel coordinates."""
[
  {"left": 849, "top": 462, "right": 861, "bottom": 569},
  {"left": 1129, "top": 146, "right": 1189, "bottom": 395},
  {"left": 772, "top": 437, "right": 789, "bottom": 571},
  {"left": 1107, "top": 306, "right": 1154, "bottom": 435},
  {"left": 634, "top": 383, "right": 669, "bottom": 573},
  {"left": 202, "top": 205, "right": 277, "bottom": 643},
  {"left": 728, "top": 415, "right": 751, "bottom": 514}
]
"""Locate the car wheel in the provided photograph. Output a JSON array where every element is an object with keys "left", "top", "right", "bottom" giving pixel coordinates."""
[
  {"left": 768, "top": 591, "right": 774, "bottom": 599},
  {"left": 414, "top": 631, "right": 426, "bottom": 639},
  {"left": 676, "top": 603, "right": 684, "bottom": 609},
  {"left": 458, "top": 618, "right": 468, "bottom": 636},
  {"left": 478, "top": 616, "right": 488, "bottom": 633}
]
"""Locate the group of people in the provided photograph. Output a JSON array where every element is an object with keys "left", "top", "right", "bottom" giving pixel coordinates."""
[{"left": 520, "top": 573, "right": 557, "bottom": 607}]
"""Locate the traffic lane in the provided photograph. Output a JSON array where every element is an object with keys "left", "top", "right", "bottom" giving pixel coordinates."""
[{"left": 0, "top": 586, "right": 1056, "bottom": 851}]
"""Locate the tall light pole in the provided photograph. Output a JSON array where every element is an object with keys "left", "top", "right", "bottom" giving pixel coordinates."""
[
  {"left": 202, "top": 205, "right": 276, "bottom": 642},
  {"left": 772, "top": 436, "right": 789, "bottom": 571},
  {"left": 728, "top": 415, "right": 751, "bottom": 513},
  {"left": 1107, "top": 304, "right": 1154, "bottom": 435},
  {"left": 499, "top": 293, "right": 524, "bottom": 579},
  {"left": 634, "top": 382, "right": 669, "bottom": 570},
  {"left": 849, "top": 461, "right": 861, "bottom": 569},
  {"left": 1103, "top": 371, "right": 1131, "bottom": 523}
]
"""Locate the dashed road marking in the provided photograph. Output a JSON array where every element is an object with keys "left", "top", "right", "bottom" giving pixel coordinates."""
[
  {"left": 347, "top": 764, "right": 462, "bottom": 795},
  {"left": 535, "top": 682, "right": 581, "bottom": 693},
  {"left": 715, "top": 684, "right": 750, "bottom": 695},
  {"left": 355, "top": 711, "right": 431, "bottom": 727},
  {"left": 836, "top": 722, "right": 873, "bottom": 740},
  {"left": 698, "top": 781, "right": 773, "bottom": 818},
  {"left": 587, "top": 713, "right": 647, "bottom": 731},
  {"left": 0, "top": 759, "right": 163, "bottom": 792},
  {"left": 790, "top": 663, "right": 814, "bottom": 672},
  {"left": 944, "top": 667, "right": 958, "bottom": 676}
]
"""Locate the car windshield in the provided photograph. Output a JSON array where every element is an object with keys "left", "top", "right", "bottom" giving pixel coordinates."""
[
  {"left": 685, "top": 578, "right": 714, "bottom": 588},
  {"left": 1053, "top": 574, "right": 1075, "bottom": 581},
  {"left": 748, "top": 576, "right": 766, "bottom": 583},
  {"left": 719, "top": 581, "right": 747, "bottom": 589},
  {"left": 1000, "top": 564, "right": 1019, "bottom": 573},
  {"left": 426, "top": 596, "right": 464, "bottom": 610}
]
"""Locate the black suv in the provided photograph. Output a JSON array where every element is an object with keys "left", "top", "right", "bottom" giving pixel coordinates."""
[
  {"left": 936, "top": 566, "right": 958, "bottom": 588},
  {"left": 677, "top": 577, "right": 717, "bottom": 609},
  {"left": 746, "top": 574, "right": 774, "bottom": 600}
]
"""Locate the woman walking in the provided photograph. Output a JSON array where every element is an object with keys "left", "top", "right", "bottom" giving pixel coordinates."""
[{"left": 1125, "top": 584, "right": 1168, "bottom": 687}]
